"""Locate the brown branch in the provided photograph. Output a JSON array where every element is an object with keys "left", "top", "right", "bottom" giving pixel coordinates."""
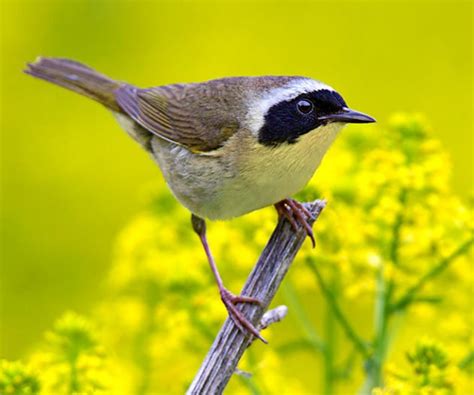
[{"left": 187, "top": 200, "right": 326, "bottom": 394}]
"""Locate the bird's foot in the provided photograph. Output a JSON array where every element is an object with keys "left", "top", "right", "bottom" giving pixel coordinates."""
[
  {"left": 220, "top": 287, "right": 267, "bottom": 343},
  {"left": 274, "top": 198, "right": 316, "bottom": 247}
]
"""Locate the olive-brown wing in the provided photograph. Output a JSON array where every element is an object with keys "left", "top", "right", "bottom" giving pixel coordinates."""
[{"left": 115, "top": 83, "right": 239, "bottom": 152}]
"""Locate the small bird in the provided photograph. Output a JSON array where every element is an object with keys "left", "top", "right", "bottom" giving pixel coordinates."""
[{"left": 25, "top": 57, "right": 375, "bottom": 342}]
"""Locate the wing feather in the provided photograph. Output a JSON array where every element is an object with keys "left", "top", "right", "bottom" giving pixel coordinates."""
[{"left": 115, "top": 83, "right": 239, "bottom": 152}]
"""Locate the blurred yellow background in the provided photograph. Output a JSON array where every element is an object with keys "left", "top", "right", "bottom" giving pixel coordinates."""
[{"left": 1, "top": 0, "right": 472, "bottom": 367}]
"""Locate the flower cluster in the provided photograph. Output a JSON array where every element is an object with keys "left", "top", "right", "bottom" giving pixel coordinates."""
[
  {"left": 31, "top": 312, "right": 108, "bottom": 394},
  {"left": 2, "top": 114, "right": 471, "bottom": 394},
  {"left": 377, "top": 338, "right": 469, "bottom": 395},
  {"left": 96, "top": 195, "right": 301, "bottom": 394},
  {"left": 295, "top": 114, "right": 472, "bottom": 393},
  {"left": 0, "top": 360, "right": 40, "bottom": 395}
]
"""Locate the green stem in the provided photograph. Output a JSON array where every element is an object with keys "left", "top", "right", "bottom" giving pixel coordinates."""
[
  {"left": 385, "top": 189, "right": 407, "bottom": 300},
  {"left": 359, "top": 258, "right": 389, "bottom": 395},
  {"left": 306, "top": 258, "right": 370, "bottom": 359},
  {"left": 282, "top": 281, "right": 325, "bottom": 352},
  {"left": 459, "top": 350, "right": 474, "bottom": 370},
  {"left": 389, "top": 188, "right": 407, "bottom": 268},
  {"left": 322, "top": 273, "right": 337, "bottom": 395},
  {"left": 362, "top": 188, "right": 408, "bottom": 393},
  {"left": 373, "top": 264, "right": 389, "bottom": 387},
  {"left": 69, "top": 357, "right": 79, "bottom": 394},
  {"left": 389, "top": 237, "right": 473, "bottom": 313}
]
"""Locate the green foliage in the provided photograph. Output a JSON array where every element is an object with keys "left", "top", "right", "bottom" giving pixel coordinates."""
[
  {"left": 301, "top": 114, "right": 472, "bottom": 394},
  {"left": 2, "top": 115, "right": 472, "bottom": 394},
  {"left": 45, "top": 312, "right": 100, "bottom": 365},
  {"left": 374, "top": 339, "right": 461, "bottom": 395},
  {"left": 28, "top": 312, "right": 108, "bottom": 394},
  {"left": 0, "top": 360, "right": 40, "bottom": 395},
  {"left": 407, "top": 340, "right": 450, "bottom": 380}
]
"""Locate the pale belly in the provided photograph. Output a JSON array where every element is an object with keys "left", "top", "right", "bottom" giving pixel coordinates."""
[{"left": 150, "top": 123, "right": 343, "bottom": 220}]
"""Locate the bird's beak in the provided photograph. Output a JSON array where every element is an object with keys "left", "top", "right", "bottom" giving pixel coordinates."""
[{"left": 319, "top": 107, "right": 376, "bottom": 124}]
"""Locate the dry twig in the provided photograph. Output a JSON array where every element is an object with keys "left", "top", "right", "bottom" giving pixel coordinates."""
[{"left": 187, "top": 199, "right": 326, "bottom": 394}]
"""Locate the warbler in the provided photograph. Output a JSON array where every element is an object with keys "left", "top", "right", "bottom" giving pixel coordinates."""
[{"left": 25, "top": 57, "right": 375, "bottom": 342}]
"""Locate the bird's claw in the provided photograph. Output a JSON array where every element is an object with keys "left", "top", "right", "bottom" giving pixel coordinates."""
[
  {"left": 274, "top": 199, "right": 316, "bottom": 247},
  {"left": 220, "top": 288, "right": 267, "bottom": 344}
]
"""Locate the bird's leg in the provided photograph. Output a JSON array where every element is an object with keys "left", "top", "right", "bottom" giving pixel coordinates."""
[
  {"left": 191, "top": 214, "right": 267, "bottom": 343},
  {"left": 274, "top": 198, "right": 316, "bottom": 247}
]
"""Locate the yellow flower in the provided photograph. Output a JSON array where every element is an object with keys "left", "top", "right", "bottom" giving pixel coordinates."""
[
  {"left": 0, "top": 360, "right": 40, "bottom": 395},
  {"left": 15, "top": 114, "right": 473, "bottom": 394}
]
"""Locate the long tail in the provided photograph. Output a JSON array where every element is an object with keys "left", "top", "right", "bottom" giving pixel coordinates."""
[{"left": 24, "top": 57, "right": 122, "bottom": 112}]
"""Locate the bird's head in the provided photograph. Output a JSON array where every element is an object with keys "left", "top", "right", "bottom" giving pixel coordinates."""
[{"left": 245, "top": 77, "right": 375, "bottom": 146}]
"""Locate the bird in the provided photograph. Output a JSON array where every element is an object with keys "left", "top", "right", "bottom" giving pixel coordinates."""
[{"left": 25, "top": 57, "right": 375, "bottom": 343}]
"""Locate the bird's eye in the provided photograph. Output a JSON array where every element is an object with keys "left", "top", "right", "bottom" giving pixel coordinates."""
[{"left": 296, "top": 99, "right": 313, "bottom": 114}]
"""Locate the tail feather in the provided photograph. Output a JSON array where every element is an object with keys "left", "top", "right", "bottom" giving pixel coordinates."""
[{"left": 24, "top": 57, "right": 122, "bottom": 112}]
